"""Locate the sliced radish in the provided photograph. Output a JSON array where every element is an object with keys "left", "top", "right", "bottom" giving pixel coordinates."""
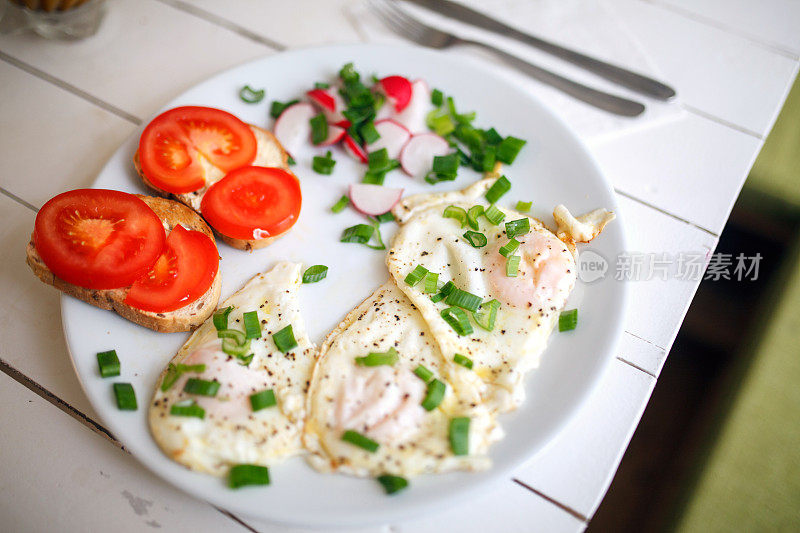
[
  {"left": 318, "top": 124, "right": 346, "bottom": 146},
  {"left": 377, "top": 75, "right": 413, "bottom": 113},
  {"left": 343, "top": 134, "right": 368, "bottom": 164},
  {"left": 349, "top": 183, "right": 403, "bottom": 216},
  {"left": 307, "top": 87, "right": 346, "bottom": 124},
  {"left": 333, "top": 119, "right": 352, "bottom": 128},
  {"left": 274, "top": 102, "right": 315, "bottom": 156},
  {"left": 364, "top": 119, "right": 411, "bottom": 160},
  {"left": 400, "top": 133, "right": 450, "bottom": 179},
  {"left": 392, "top": 79, "right": 433, "bottom": 133}
]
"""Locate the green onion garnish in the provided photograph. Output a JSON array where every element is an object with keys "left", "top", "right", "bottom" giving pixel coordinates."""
[
  {"left": 453, "top": 353, "right": 473, "bottom": 369},
  {"left": 505, "top": 218, "right": 531, "bottom": 239},
  {"left": 404, "top": 264, "right": 429, "bottom": 287},
  {"left": 218, "top": 328, "right": 247, "bottom": 345},
  {"left": 331, "top": 195, "right": 349, "bottom": 213},
  {"left": 243, "top": 311, "right": 261, "bottom": 339},
  {"left": 312, "top": 150, "right": 336, "bottom": 175},
  {"left": 269, "top": 99, "right": 299, "bottom": 119},
  {"left": 228, "top": 464, "right": 270, "bottom": 488},
  {"left": 342, "top": 430, "right": 379, "bottom": 452},
  {"left": 160, "top": 364, "right": 180, "bottom": 392},
  {"left": 462, "top": 230, "right": 487, "bottom": 248},
  {"left": 355, "top": 347, "right": 399, "bottom": 367},
  {"left": 287, "top": 155, "right": 296, "bottom": 165},
  {"left": 170, "top": 399, "right": 205, "bottom": 419},
  {"left": 310, "top": 113, "right": 328, "bottom": 145},
  {"left": 365, "top": 217, "right": 386, "bottom": 251},
  {"left": 423, "top": 271, "right": 439, "bottom": 294},
  {"left": 238, "top": 353, "right": 254, "bottom": 367},
  {"left": 239, "top": 85, "right": 265, "bottom": 104},
  {"left": 113, "top": 383, "right": 137, "bottom": 411},
  {"left": 483, "top": 204, "right": 506, "bottom": 225},
  {"left": 484, "top": 127, "right": 503, "bottom": 145},
  {"left": 341, "top": 223, "right": 374, "bottom": 244},
  {"left": 515, "top": 201, "right": 532, "bottom": 212},
  {"left": 496, "top": 136, "right": 527, "bottom": 164},
  {"left": 178, "top": 364, "right": 206, "bottom": 373},
  {"left": 413, "top": 364, "right": 434, "bottom": 383},
  {"left": 473, "top": 299, "right": 500, "bottom": 331},
  {"left": 449, "top": 417, "right": 470, "bottom": 455},
  {"left": 485, "top": 176, "right": 511, "bottom": 204},
  {"left": 432, "top": 153, "right": 458, "bottom": 177},
  {"left": 499, "top": 238, "right": 520, "bottom": 258},
  {"left": 273, "top": 325, "right": 298, "bottom": 353},
  {"left": 183, "top": 378, "right": 220, "bottom": 397},
  {"left": 249, "top": 389, "right": 277, "bottom": 411},
  {"left": 368, "top": 147, "right": 390, "bottom": 168},
  {"left": 222, "top": 338, "right": 251, "bottom": 357},
  {"left": 427, "top": 111, "right": 455, "bottom": 137},
  {"left": 421, "top": 379, "right": 446, "bottom": 411},
  {"left": 559, "top": 309, "right": 578, "bottom": 332},
  {"left": 96, "top": 350, "right": 120, "bottom": 378},
  {"left": 302, "top": 265, "right": 328, "bottom": 283},
  {"left": 430, "top": 280, "right": 455, "bottom": 303},
  {"left": 445, "top": 288, "right": 482, "bottom": 312},
  {"left": 506, "top": 254, "right": 521, "bottom": 277},
  {"left": 431, "top": 88, "right": 444, "bottom": 107},
  {"left": 466, "top": 205, "right": 483, "bottom": 230},
  {"left": 442, "top": 205, "right": 467, "bottom": 227},
  {"left": 377, "top": 474, "right": 409, "bottom": 495},
  {"left": 315, "top": 81, "right": 330, "bottom": 89},
  {"left": 376, "top": 211, "right": 395, "bottom": 223},
  {"left": 441, "top": 307, "right": 473, "bottom": 336},
  {"left": 360, "top": 121, "right": 380, "bottom": 144},
  {"left": 213, "top": 306, "right": 233, "bottom": 330}
]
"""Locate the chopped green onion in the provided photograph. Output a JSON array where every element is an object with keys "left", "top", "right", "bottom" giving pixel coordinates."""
[
  {"left": 222, "top": 338, "right": 251, "bottom": 357},
  {"left": 170, "top": 399, "right": 205, "bottom": 419},
  {"left": 515, "top": 201, "right": 532, "bottom": 212},
  {"left": 442, "top": 205, "right": 467, "bottom": 227},
  {"left": 96, "top": 350, "right": 120, "bottom": 378},
  {"left": 441, "top": 307, "right": 473, "bottom": 336},
  {"left": 183, "top": 378, "right": 220, "bottom": 397},
  {"left": 365, "top": 217, "right": 386, "bottom": 251},
  {"left": 484, "top": 127, "right": 503, "bottom": 145},
  {"left": 360, "top": 121, "right": 380, "bottom": 144},
  {"left": 213, "top": 306, "right": 233, "bottom": 330},
  {"left": 243, "top": 311, "right": 261, "bottom": 339},
  {"left": 430, "top": 281, "right": 455, "bottom": 303},
  {"left": 472, "top": 145, "right": 496, "bottom": 173},
  {"left": 237, "top": 353, "right": 254, "bottom": 367},
  {"left": 462, "top": 230, "right": 487, "bottom": 248},
  {"left": 249, "top": 389, "right": 277, "bottom": 411},
  {"left": 355, "top": 347, "right": 399, "bottom": 367},
  {"left": 287, "top": 155, "right": 296, "bottom": 166},
  {"left": 342, "top": 430, "right": 379, "bottom": 452},
  {"left": 473, "top": 299, "right": 500, "bottom": 331},
  {"left": 466, "top": 205, "right": 483, "bottom": 230},
  {"left": 485, "top": 176, "right": 511, "bottom": 204},
  {"left": 331, "top": 195, "right": 349, "bottom": 213},
  {"left": 218, "top": 328, "right": 247, "bottom": 346},
  {"left": 427, "top": 111, "right": 455, "bottom": 137},
  {"left": 453, "top": 354, "right": 473, "bottom": 369},
  {"left": 496, "top": 136, "right": 527, "bottom": 164},
  {"left": 312, "top": 150, "right": 336, "bottom": 175},
  {"left": 505, "top": 218, "right": 530, "bottom": 239},
  {"left": 228, "top": 464, "right": 270, "bottom": 488},
  {"left": 377, "top": 474, "right": 408, "bottom": 495},
  {"left": 310, "top": 114, "right": 328, "bottom": 145},
  {"left": 269, "top": 99, "right": 298, "bottom": 119},
  {"left": 432, "top": 153, "right": 459, "bottom": 177},
  {"left": 413, "top": 364, "right": 434, "bottom": 383},
  {"left": 160, "top": 364, "right": 180, "bottom": 392},
  {"left": 449, "top": 417, "right": 470, "bottom": 455},
  {"left": 362, "top": 170, "right": 385, "bottom": 185},
  {"left": 506, "top": 254, "right": 521, "bottom": 277},
  {"left": 483, "top": 204, "right": 506, "bottom": 225},
  {"left": 421, "top": 379, "right": 446, "bottom": 411},
  {"left": 404, "top": 264, "right": 429, "bottom": 287},
  {"left": 339, "top": 62, "right": 359, "bottom": 83},
  {"left": 315, "top": 81, "right": 330, "bottom": 89},
  {"left": 423, "top": 271, "right": 439, "bottom": 294},
  {"left": 341, "top": 223, "right": 374, "bottom": 244},
  {"left": 113, "top": 383, "right": 137, "bottom": 411},
  {"left": 368, "top": 147, "right": 390, "bottom": 169},
  {"left": 445, "top": 288, "right": 482, "bottom": 312},
  {"left": 302, "top": 265, "right": 328, "bottom": 283},
  {"left": 273, "top": 325, "right": 298, "bottom": 353},
  {"left": 376, "top": 212, "right": 395, "bottom": 223},
  {"left": 431, "top": 88, "right": 444, "bottom": 107},
  {"left": 499, "top": 238, "right": 520, "bottom": 258},
  {"left": 178, "top": 364, "right": 206, "bottom": 373},
  {"left": 559, "top": 309, "right": 578, "bottom": 332},
  {"left": 239, "top": 85, "right": 265, "bottom": 104}
]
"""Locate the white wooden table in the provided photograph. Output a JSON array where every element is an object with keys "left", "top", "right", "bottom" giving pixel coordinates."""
[{"left": 1, "top": 1, "right": 797, "bottom": 531}]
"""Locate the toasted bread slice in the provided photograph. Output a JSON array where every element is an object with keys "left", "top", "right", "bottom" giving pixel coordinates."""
[
  {"left": 134, "top": 124, "right": 292, "bottom": 251},
  {"left": 26, "top": 195, "right": 222, "bottom": 333}
]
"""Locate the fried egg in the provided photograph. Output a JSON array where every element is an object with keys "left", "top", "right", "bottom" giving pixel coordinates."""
[
  {"left": 304, "top": 281, "right": 502, "bottom": 478},
  {"left": 149, "top": 262, "right": 316, "bottom": 476}
]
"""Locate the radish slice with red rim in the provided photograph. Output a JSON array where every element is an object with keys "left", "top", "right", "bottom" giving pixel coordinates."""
[
  {"left": 400, "top": 133, "right": 451, "bottom": 179},
  {"left": 343, "top": 134, "right": 368, "bottom": 164},
  {"left": 377, "top": 76, "right": 413, "bottom": 113},
  {"left": 274, "top": 102, "right": 315, "bottom": 156},
  {"left": 349, "top": 183, "right": 403, "bottom": 216},
  {"left": 392, "top": 79, "right": 433, "bottom": 133},
  {"left": 364, "top": 119, "right": 411, "bottom": 160},
  {"left": 318, "top": 124, "right": 346, "bottom": 146},
  {"left": 307, "top": 87, "right": 347, "bottom": 124}
]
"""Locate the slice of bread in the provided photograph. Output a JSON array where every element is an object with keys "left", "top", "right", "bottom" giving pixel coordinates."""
[
  {"left": 26, "top": 195, "right": 222, "bottom": 333},
  {"left": 134, "top": 124, "right": 293, "bottom": 251}
]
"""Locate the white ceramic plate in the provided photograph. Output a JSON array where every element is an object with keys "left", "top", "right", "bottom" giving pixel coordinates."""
[{"left": 61, "top": 43, "right": 627, "bottom": 528}]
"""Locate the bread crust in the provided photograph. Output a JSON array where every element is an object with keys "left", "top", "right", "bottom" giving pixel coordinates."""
[
  {"left": 26, "top": 195, "right": 222, "bottom": 333},
  {"left": 134, "top": 124, "right": 294, "bottom": 251}
]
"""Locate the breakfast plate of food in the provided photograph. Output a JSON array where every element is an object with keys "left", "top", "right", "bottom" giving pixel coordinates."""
[{"left": 29, "top": 43, "right": 627, "bottom": 527}]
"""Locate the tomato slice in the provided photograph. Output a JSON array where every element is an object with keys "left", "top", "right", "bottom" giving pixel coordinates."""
[
  {"left": 124, "top": 225, "right": 219, "bottom": 313},
  {"left": 33, "top": 189, "right": 166, "bottom": 290},
  {"left": 200, "top": 166, "right": 302, "bottom": 240},
  {"left": 139, "top": 106, "right": 257, "bottom": 194}
]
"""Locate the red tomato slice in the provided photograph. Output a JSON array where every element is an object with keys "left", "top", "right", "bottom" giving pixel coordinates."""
[
  {"left": 139, "top": 106, "right": 257, "bottom": 194},
  {"left": 200, "top": 166, "right": 302, "bottom": 240},
  {"left": 33, "top": 189, "right": 166, "bottom": 290},
  {"left": 124, "top": 225, "right": 219, "bottom": 313}
]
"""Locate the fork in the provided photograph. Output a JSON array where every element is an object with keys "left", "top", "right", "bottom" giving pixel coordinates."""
[{"left": 368, "top": 0, "right": 646, "bottom": 117}]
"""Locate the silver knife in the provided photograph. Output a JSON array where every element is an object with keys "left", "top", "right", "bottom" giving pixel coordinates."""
[{"left": 403, "top": 0, "right": 676, "bottom": 100}]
